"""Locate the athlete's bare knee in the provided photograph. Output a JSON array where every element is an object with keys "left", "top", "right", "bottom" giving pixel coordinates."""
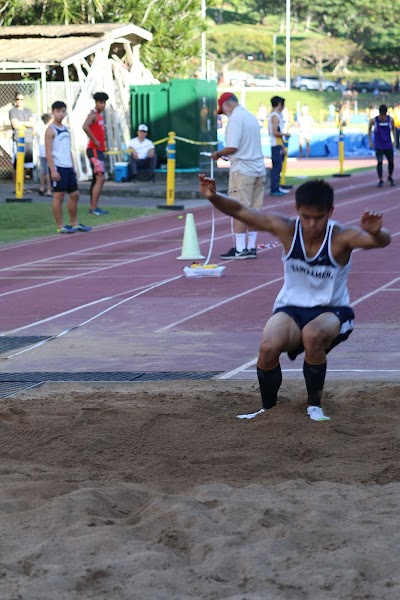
[
  {"left": 258, "top": 340, "right": 280, "bottom": 366},
  {"left": 302, "top": 329, "right": 324, "bottom": 353}
]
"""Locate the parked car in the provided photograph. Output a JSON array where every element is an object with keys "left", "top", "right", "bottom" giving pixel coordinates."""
[
  {"left": 225, "top": 70, "right": 253, "bottom": 87},
  {"left": 351, "top": 79, "right": 392, "bottom": 94},
  {"left": 248, "top": 75, "right": 286, "bottom": 88},
  {"left": 291, "top": 75, "right": 338, "bottom": 92}
]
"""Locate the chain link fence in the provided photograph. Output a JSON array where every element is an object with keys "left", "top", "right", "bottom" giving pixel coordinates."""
[
  {"left": 0, "top": 80, "right": 85, "bottom": 181},
  {"left": 0, "top": 80, "right": 129, "bottom": 183},
  {"left": 0, "top": 81, "right": 41, "bottom": 180}
]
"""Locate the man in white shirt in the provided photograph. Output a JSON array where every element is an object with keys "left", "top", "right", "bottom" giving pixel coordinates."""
[
  {"left": 211, "top": 92, "right": 266, "bottom": 259},
  {"left": 127, "top": 124, "right": 157, "bottom": 183}
]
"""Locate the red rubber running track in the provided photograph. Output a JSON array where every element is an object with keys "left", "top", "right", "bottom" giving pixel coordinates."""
[{"left": 0, "top": 168, "right": 399, "bottom": 381}]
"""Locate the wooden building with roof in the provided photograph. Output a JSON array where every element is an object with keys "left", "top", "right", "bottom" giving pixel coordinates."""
[{"left": 0, "top": 24, "right": 156, "bottom": 179}]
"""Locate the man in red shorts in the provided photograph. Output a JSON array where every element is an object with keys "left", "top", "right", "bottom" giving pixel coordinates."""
[{"left": 83, "top": 91, "right": 109, "bottom": 216}]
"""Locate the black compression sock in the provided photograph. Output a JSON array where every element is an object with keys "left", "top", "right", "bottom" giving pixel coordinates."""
[
  {"left": 257, "top": 364, "right": 282, "bottom": 409},
  {"left": 303, "top": 360, "right": 327, "bottom": 407}
]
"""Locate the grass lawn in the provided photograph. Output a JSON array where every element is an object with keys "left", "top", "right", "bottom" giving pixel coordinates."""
[
  {"left": 283, "top": 162, "right": 374, "bottom": 186},
  {"left": 0, "top": 204, "right": 158, "bottom": 244}
]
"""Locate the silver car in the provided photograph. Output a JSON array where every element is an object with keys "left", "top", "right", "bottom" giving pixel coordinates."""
[
  {"left": 291, "top": 75, "right": 337, "bottom": 92},
  {"left": 250, "top": 75, "right": 286, "bottom": 88}
]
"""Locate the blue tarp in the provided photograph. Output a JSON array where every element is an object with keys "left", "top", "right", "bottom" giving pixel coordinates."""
[{"left": 217, "top": 127, "right": 374, "bottom": 158}]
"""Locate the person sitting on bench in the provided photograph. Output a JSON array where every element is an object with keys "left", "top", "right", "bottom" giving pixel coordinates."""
[{"left": 127, "top": 124, "right": 157, "bottom": 183}]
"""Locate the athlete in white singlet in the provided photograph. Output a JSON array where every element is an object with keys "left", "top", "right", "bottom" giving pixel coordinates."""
[{"left": 199, "top": 175, "right": 391, "bottom": 422}]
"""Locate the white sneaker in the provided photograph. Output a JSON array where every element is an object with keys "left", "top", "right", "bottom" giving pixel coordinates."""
[
  {"left": 237, "top": 408, "right": 265, "bottom": 420},
  {"left": 279, "top": 187, "right": 290, "bottom": 194},
  {"left": 307, "top": 406, "right": 330, "bottom": 422}
]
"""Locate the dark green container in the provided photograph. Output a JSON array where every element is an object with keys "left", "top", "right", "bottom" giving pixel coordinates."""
[{"left": 130, "top": 79, "right": 217, "bottom": 169}]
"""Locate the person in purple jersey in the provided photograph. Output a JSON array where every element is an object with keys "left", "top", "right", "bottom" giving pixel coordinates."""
[
  {"left": 368, "top": 104, "right": 396, "bottom": 188},
  {"left": 199, "top": 174, "right": 391, "bottom": 423}
]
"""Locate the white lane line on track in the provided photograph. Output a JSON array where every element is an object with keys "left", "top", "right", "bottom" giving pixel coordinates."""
[
  {"left": 244, "top": 369, "right": 400, "bottom": 373},
  {"left": 155, "top": 277, "right": 285, "bottom": 333},
  {"left": 154, "top": 228, "right": 400, "bottom": 333},
  {"left": 216, "top": 274, "right": 400, "bottom": 380},
  {"left": 0, "top": 277, "right": 182, "bottom": 336},
  {"left": 1, "top": 181, "right": 396, "bottom": 273},
  {"left": 2, "top": 191, "right": 400, "bottom": 338},
  {"left": 3, "top": 275, "right": 182, "bottom": 358}
]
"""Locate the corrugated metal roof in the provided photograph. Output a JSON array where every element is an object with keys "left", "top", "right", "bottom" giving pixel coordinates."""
[{"left": 0, "top": 24, "right": 152, "bottom": 65}]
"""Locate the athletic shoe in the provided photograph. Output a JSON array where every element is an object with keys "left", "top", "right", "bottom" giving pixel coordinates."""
[
  {"left": 89, "top": 208, "right": 109, "bottom": 216},
  {"left": 245, "top": 248, "right": 257, "bottom": 258},
  {"left": 237, "top": 408, "right": 265, "bottom": 420},
  {"left": 220, "top": 247, "right": 250, "bottom": 260},
  {"left": 388, "top": 177, "right": 395, "bottom": 187},
  {"left": 57, "top": 225, "right": 75, "bottom": 234},
  {"left": 270, "top": 191, "right": 286, "bottom": 197},
  {"left": 307, "top": 406, "right": 331, "bottom": 422},
  {"left": 73, "top": 223, "right": 92, "bottom": 232},
  {"left": 279, "top": 187, "right": 290, "bottom": 194},
  {"left": 377, "top": 180, "right": 384, "bottom": 188}
]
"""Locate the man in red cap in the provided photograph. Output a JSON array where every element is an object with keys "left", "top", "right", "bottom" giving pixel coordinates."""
[{"left": 211, "top": 92, "right": 266, "bottom": 259}]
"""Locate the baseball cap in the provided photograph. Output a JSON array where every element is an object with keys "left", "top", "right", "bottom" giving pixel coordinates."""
[
  {"left": 138, "top": 124, "right": 148, "bottom": 131},
  {"left": 217, "top": 92, "right": 235, "bottom": 114}
]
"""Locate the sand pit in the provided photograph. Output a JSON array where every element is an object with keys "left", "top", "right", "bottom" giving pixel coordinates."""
[{"left": 1, "top": 379, "right": 399, "bottom": 599}]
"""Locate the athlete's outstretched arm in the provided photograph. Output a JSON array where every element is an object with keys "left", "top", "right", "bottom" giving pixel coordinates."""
[
  {"left": 198, "top": 174, "right": 291, "bottom": 236},
  {"left": 343, "top": 210, "right": 391, "bottom": 250}
]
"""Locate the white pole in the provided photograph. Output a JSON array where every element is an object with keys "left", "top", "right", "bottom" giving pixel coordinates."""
[
  {"left": 273, "top": 35, "right": 277, "bottom": 80},
  {"left": 201, "top": 0, "right": 206, "bottom": 79},
  {"left": 286, "top": 0, "right": 291, "bottom": 88}
]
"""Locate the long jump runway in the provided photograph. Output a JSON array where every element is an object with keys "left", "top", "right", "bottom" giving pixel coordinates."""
[{"left": 0, "top": 168, "right": 399, "bottom": 387}]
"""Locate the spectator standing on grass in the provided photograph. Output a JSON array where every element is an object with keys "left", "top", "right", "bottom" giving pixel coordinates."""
[
  {"left": 45, "top": 101, "right": 92, "bottom": 235},
  {"left": 268, "top": 95, "right": 291, "bottom": 197},
  {"left": 368, "top": 104, "right": 396, "bottom": 188},
  {"left": 327, "top": 103, "right": 336, "bottom": 123},
  {"left": 37, "top": 112, "right": 52, "bottom": 196},
  {"left": 127, "top": 124, "right": 157, "bottom": 183},
  {"left": 83, "top": 91, "right": 109, "bottom": 216},
  {"left": 9, "top": 92, "right": 35, "bottom": 184},
  {"left": 256, "top": 103, "right": 268, "bottom": 128},
  {"left": 211, "top": 92, "right": 266, "bottom": 260},
  {"left": 297, "top": 105, "right": 314, "bottom": 158}
]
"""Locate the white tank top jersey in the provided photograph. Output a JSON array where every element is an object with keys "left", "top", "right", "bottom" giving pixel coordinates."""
[
  {"left": 273, "top": 217, "right": 352, "bottom": 310},
  {"left": 49, "top": 124, "right": 72, "bottom": 168},
  {"left": 268, "top": 110, "right": 284, "bottom": 146}
]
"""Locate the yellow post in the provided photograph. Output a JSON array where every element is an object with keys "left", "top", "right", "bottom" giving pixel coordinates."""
[
  {"left": 280, "top": 136, "right": 289, "bottom": 186},
  {"left": 6, "top": 125, "right": 32, "bottom": 202},
  {"left": 333, "top": 125, "right": 351, "bottom": 178},
  {"left": 166, "top": 131, "right": 176, "bottom": 206},
  {"left": 157, "top": 131, "right": 183, "bottom": 210},
  {"left": 338, "top": 126, "right": 345, "bottom": 174},
  {"left": 15, "top": 126, "right": 26, "bottom": 199}
]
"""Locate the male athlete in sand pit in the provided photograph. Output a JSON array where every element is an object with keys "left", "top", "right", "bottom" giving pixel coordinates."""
[{"left": 199, "top": 174, "right": 391, "bottom": 422}]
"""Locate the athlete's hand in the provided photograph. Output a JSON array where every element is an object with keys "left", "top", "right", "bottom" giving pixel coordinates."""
[
  {"left": 50, "top": 169, "right": 60, "bottom": 181},
  {"left": 361, "top": 210, "right": 383, "bottom": 235},
  {"left": 198, "top": 173, "right": 217, "bottom": 199}
]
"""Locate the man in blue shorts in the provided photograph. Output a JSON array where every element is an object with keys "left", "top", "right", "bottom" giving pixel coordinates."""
[
  {"left": 45, "top": 101, "right": 91, "bottom": 234},
  {"left": 199, "top": 174, "right": 391, "bottom": 422}
]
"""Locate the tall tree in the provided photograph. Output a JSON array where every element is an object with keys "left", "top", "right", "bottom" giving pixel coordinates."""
[
  {"left": 0, "top": 0, "right": 206, "bottom": 80},
  {"left": 293, "top": 37, "right": 358, "bottom": 89}
]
